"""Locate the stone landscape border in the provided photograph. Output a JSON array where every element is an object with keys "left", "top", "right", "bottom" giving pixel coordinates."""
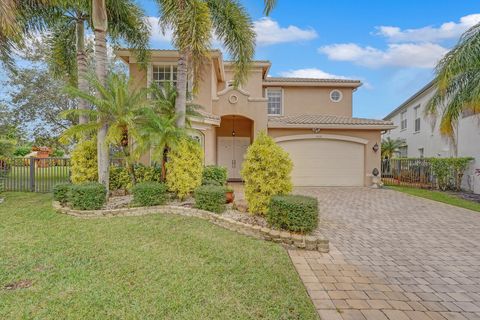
[{"left": 53, "top": 202, "right": 329, "bottom": 252}]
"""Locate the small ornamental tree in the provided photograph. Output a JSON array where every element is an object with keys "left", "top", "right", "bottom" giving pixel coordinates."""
[
  {"left": 71, "top": 140, "right": 98, "bottom": 184},
  {"left": 241, "top": 132, "right": 293, "bottom": 215},
  {"left": 165, "top": 137, "right": 203, "bottom": 200}
]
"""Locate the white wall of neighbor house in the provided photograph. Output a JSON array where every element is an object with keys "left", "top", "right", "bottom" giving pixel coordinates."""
[{"left": 383, "top": 84, "right": 480, "bottom": 194}]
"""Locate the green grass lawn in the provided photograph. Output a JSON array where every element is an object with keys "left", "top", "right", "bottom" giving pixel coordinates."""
[
  {"left": 0, "top": 193, "right": 317, "bottom": 319},
  {"left": 388, "top": 185, "right": 480, "bottom": 212}
]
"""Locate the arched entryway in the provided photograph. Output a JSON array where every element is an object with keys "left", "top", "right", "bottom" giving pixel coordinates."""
[{"left": 216, "top": 115, "right": 253, "bottom": 181}]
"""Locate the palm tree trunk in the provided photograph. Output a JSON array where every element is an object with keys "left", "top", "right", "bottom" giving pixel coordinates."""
[
  {"left": 175, "top": 51, "right": 188, "bottom": 128},
  {"left": 92, "top": 0, "right": 109, "bottom": 191},
  {"left": 76, "top": 19, "right": 89, "bottom": 125}
]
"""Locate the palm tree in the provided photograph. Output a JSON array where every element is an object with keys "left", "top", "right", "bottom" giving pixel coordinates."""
[
  {"left": 90, "top": 0, "right": 151, "bottom": 190},
  {"left": 426, "top": 23, "right": 480, "bottom": 139},
  {"left": 154, "top": 0, "right": 261, "bottom": 128},
  {"left": 136, "top": 82, "right": 202, "bottom": 180},
  {"left": 381, "top": 137, "right": 405, "bottom": 159},
  {"left": 61, "top": 73, "right": 150, "bottom": 185},
  {"left": 45, "top": 0, "right": 150, "bottom": 125}
]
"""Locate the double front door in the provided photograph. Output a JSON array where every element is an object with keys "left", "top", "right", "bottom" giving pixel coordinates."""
[{"left": 217, "top": 137, "right": 250, "bottom": 180}]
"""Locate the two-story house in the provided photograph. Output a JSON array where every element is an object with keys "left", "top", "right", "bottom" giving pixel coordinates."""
[
  {"left": 117, "top": 49, "right": 394, "bottom": 187},
  {"left": 383, "top": 80, "right": 480, "bottom": 194}
]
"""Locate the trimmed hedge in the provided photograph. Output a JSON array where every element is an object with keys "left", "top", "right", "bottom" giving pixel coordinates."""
[
  {"left": 194, "top": 185, "right": 226, "bottom": 213},
  {"left": 132, "top": 182, "right": 167, "bottom": 207},
  {"left": 68, "top": 182, "right": 107, "bottom": 210},
  {"left": 53, "top": 183, "right": 72, "bottom": 205},
  {"left": 202, "top": 166, "right": 227, "bottom": 186},
  {"left": 267, "top": 195, "right": 318, "bottom": 233}
]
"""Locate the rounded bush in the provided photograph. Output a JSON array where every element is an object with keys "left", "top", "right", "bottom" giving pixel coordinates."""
[
  {"left": 132, "top": 182, "right": 167, "bottom": 207},
  {"left": 71, "top": 140, "right": 97, "bottom": 184},
  {"left": 202, "top": 166, "right": 227, "bottom": 186},
  {"left": 68, "top": 182, "right": 107, "bottom": 210},
  {"left": 53, "top": 183, "right": 72, "bottom": 205},
  {"left": 194, "top": 185, "right": 226, "bottom": 213},
  {"left": 241, "top": 132, "right": 293, "bottom": 215},
  {"left": 267, "top": 195, "right": 318, "bottom": 233}
]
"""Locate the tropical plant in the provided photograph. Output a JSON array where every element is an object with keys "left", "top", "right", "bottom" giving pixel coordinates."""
[
  {"left": 154, "top": 0, "right": 262, "bottom": 128},
  {"left": 241, "top": 132, "right": 293, "bottom": 215},
  {"left": 381, "top": 137, "right": 405, "bottom": 159},
  {"left": 135, "top": 82, "right": 201, "bottom": 180},
  {"left": 61, "top": 73, "right": 149, "bottom": 185},
  {"left": 44, "top": 0, "right": 150, "bottom": 124},
  {"left": 427, "top": 23, "right": 480, "bottom": 139},
  {"left": 165, "top": 137, "right": 204, "bottom": 200}
]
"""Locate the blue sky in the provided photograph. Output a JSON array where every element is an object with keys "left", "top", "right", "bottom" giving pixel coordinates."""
[{"left": 140, "top": 0, "right": 479, "bottom": 119}]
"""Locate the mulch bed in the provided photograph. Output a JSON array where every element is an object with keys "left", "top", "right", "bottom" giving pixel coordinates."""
[{"left": 446, "top": 191, "right": 480, "bottom": 203}]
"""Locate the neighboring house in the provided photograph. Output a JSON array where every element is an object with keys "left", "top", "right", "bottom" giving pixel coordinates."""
[
  {"left": 383, "top": 80, "right": 480, "bottom": 194},
  {"left": 117, "top": 49, "right": 394, "bottom": 187}
]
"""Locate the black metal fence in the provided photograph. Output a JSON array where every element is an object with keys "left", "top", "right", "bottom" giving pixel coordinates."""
[
  {"left": 0, "top": 157, "right": 71, "bottom": 193},
  {"left": 381, "top": 158, "right": 434, "bottom": 188}
]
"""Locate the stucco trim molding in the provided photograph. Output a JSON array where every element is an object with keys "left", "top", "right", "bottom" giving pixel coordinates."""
[
  {"left": 217, "top": 86, "right": 251, "bottom": 97},
  {"left": 274, "top": 134, "right": 369, "bottom": 145}
]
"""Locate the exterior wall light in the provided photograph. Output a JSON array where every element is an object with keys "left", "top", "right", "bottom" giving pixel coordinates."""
[
  {"left": 372, "top": 168, "right": 379, "bottom": 176},
  {"left": 372, "top": 143, "right": 379, "bottom": 153}
]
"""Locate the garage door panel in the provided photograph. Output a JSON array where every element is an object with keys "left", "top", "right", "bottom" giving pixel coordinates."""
[{"left": 278, "top": 139, "right": 364, "bottom": 187}]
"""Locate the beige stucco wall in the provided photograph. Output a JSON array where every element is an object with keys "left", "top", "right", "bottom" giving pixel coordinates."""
[
  {"left": 264, "top": 87, "right": 353, "bottom": 117},
  {"left": 223, "top": 67, "right": 264, "bottom": 98},
  {"left": 268, "top": 128, "right": 382, "bottom": 186}
]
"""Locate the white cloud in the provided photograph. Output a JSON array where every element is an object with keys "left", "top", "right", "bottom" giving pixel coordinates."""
[
  {"left": 147, "top": 17, "right": 173, "bottom": 43},
  {"left": 375, "top": 14, "right": 480, "bottom": 43},
  {"left": 147, "top": 16, "right": 317, "bottom": 47},
  {"left": 253, "top": 17, "right": 317, "bottom": 46},
  {"left": 279, "top": 68, "right": 348, "bottom": 79},
  {"left": 319, "top": 42, "right": 448, "bottom": 68}
]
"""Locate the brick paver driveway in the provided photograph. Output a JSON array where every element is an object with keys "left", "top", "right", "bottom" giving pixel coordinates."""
[{"left": 289, "top": 187, "right": 480, "bottom": 320}]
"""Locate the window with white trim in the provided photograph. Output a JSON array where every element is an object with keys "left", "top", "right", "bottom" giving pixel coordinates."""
[
  {"left": 400, "top": 110, "right": 407, "bottom": 130},
  {"left": 267, "top": 89, "right": 282, "bottom": 115},
  {"left": 414, "top": 105, "right": 421, "bottom": 132},
  {"left": 152, "top": 65, "right": 177, "bottom": 86},
  {"left": 330, "top": 90, "right": 343, "bottom": 102}
]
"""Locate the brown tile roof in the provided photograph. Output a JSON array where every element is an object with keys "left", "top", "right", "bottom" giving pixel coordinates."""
[
  {"left": 264, "top": 77, "right": 361, "bottom": 84},
  {"left": 268, "top": 114, "right": 394, "bottom": 128}
]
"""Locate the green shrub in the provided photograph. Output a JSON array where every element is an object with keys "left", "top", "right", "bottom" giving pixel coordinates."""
[
  {"left": 53, "top": 183, "right": 72, "bottom": 205},
  {"left": 430, "top": 157, "right": 473, "bottom": 191},
  {"left": 51, "top": 149, "right": 65, "bottom": 157},
  {"left": 166, "top": 138, "right": 203, "bottom": 200},
  {"left": 13, "top": 145, "right": 31, "bottom": 157},
  {"left": 109, "top": 166, "right": 131, "bottom": 190},
  {"left": 68, "top": 182, "right": 106, "bottom": 210},
  {"left": 202, "top": 165, "right": 227, "bottom": 186},
  {"left": 267, "top": 195, "right": 318, "bottom": 233},
  {"left": 194, "top": 185, "right": 226, "bottom": 213},
  {"left": 135, "top": 164, "right": 162, "bottom": 183},
  {"left": 71, "top": 140, "right": 97, "bottom": 184},
  {"left": 132, "top": 182, "right": 167, "bottom": 207},
  {"left": 241, "top": 132, "right": 293, "bottom": 215}
]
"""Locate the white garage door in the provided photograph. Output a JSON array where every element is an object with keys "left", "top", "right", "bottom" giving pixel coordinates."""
[{"left": 277, "top": 138, "right": 365, "bottom": 186}]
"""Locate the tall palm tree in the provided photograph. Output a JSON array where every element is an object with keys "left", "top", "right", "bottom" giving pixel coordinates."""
[
  {"left": 381, "top": 137, "right": 405, "bottom": 159},
  {"left": 90, "top": 0, "right": 150, "bottom": 190},
  {"left": 154, "top": 0, "right": 261, "bottom": 128},
  {"left": 45, "top": 0, "right": 150, "bottom": 125},
  {"left": 427, "top": 23, "right": 480, "bottom": 139},
  {"left": 61, "top": 73, "right": 150, "bottom": 185}
]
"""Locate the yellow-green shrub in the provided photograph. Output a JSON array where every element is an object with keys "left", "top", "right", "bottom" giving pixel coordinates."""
[
  {"left": 241, "top": 132, "right": 293, "bottom": 215},
  {"left": 166, "top": 137, "right": 203, "bottom": 200},
  {"left": 71, "top": 140, "right": 97, "bottom": 184}
]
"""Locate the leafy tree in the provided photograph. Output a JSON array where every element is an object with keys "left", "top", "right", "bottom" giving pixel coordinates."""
[
  {"left": 381, "top": 137, "right": 405, "bottom": 159},
  {"left": 62, "top": 73, "right": 150, "bottom": 185},
  {"left": 427, "top": 23, "right": 480, "bottom": 139}
]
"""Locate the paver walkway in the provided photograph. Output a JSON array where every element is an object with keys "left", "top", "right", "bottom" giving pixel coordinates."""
[{"left": 289, "top": 187, "right": 480, "bottom": 320}]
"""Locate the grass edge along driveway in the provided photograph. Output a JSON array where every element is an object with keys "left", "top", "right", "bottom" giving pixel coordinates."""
[
  {"left": 0, "top": 192, "right": 318, "bottom": 320},
  {"left": 388, "top": 185, "right": 480, "bottom": 213}
]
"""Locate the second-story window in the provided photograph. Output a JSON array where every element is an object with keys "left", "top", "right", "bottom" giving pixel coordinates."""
[
  {"left": 414, "top": 105, "right": 421, "bottom": 132},
  {"left": 400, "top": 110, "right": 407, "bottom": 130},
  {"left": 267, "top": 88, "right": 282, "bottom": 115},
  {"left": 152, "top": 65, "right": 177, "bottom": 86}
]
